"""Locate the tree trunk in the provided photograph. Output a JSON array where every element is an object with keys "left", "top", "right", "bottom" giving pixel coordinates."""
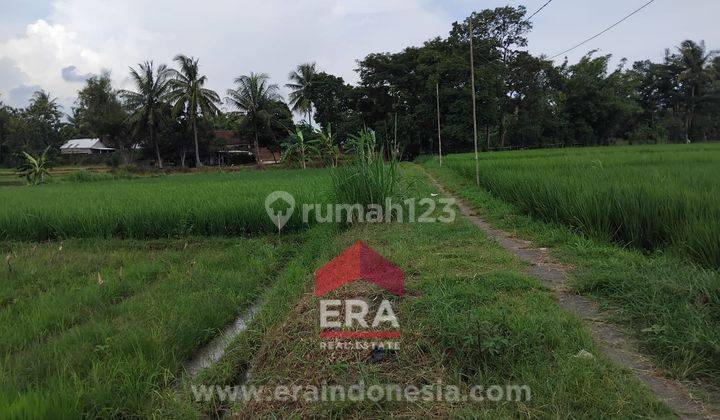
[
  {"left": 685, "top": 85, "right": 696, "bottom": 143},
  {"left": 253, "top": 128, "right": 261, "bottom": 165},
  {"left": 268, "top": 127, "right": 279, "bottom": 163},
  {"left": 152, "top": 128, "right": 163, "bottom": 168},
  {"left": 180, "top": 149, "right": 186, "bottom": 168},
  {"left": 435, "top": 83, "right": 442, "bottom": 166},
  {"left": 485, "top": 125, "right": 490, "bottom": 149},
  {"left": 500, "top": 114, "right": 507, "bottom": 148},
  {"left": 193, "top": 119, "right": 202, "bottom": 168}
]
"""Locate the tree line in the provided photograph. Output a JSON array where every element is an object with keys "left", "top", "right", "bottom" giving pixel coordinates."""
[{"left": 0, "top": 5, "right": 718, "bottom": 167}]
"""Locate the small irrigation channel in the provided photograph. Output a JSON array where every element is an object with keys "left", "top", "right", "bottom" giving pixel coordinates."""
[{"left": 184, "top": 300, "right": 264, "bottom": 377}]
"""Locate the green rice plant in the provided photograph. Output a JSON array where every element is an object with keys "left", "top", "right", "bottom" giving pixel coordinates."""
[
  {"left": 427, "top": 143, "right": 720, "bottom": 269},
  {"left": 419, "top": 159, "right": 720, "bottom": 386},
  {"left": 0, "top": 234, "right": 307, "bottom": 417},
  {"left": 331, "top": 128, "right": 399, "bottom": 213},
  {"left": 0, "top": 169, "right": 331, "bottom": 241}
]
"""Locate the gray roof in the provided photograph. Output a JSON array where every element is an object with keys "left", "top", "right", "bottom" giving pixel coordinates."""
[{"left": 60, "top": 138, "right": 114, "bottom": 150}]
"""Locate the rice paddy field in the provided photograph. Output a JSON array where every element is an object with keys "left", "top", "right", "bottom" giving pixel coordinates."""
[
  {"left": 422, "top": 143, "right": 720, "bottom": 269},
  {"left": 0, "top": 169, "right": 331, "bottom": 240},
  {"left": 0, "top": 233, "right": 320, "bottom": 417},
  {"left": 2, "top": 147, "right": 719, "bottom": 417},
  {"left": 0, "top": 168, "right": 22, "bottom": 187}
]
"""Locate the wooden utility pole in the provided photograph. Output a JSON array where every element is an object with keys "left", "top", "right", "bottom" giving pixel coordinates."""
[
  {"left": 469, "top": 20, "right": 480, "bottom": 186},
  {"left": 436, "top": 82, "right": 443, "bottom": 166}
]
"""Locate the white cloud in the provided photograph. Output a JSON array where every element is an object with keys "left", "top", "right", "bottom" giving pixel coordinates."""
[
  {"left": 6, "top": 0, "right": 715, "bottom": 114},
  {"left": 0, "top": 19, "right": 112, "bottom": 109},
  {"left": 0, "top": 0, "right": 453, "bottom": 112}
]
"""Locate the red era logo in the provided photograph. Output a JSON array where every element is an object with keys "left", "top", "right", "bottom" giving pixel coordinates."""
[
  {"left": 315, "top": 241, "right": 404, "bottom": 347},
  {"left": 314, "top": 241, "right": 404, "bottom": 297}
]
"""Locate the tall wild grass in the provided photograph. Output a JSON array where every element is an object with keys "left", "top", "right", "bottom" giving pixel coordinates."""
[{"left": 331, "top": 129, "right": 399, "bottom": 210}]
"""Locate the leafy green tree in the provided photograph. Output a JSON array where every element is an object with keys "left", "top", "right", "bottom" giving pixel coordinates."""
[
  {"left": 72, "top": 72, "right": 129, "bottom": 148},
  {"left": 450, "top": 6, "right": 532, "bottom": 148},
  {"left": 674, "top": 40, "right": 717, "bottom": 141},
  {"left": 504, "top": 52, "right": 563, "bottom": 148},
  {"left": 0, "top": 100, "right": 10, "bottom": 164},
  {"left": 287, "top": 62, "right": 317, "bottom": 125},
  {"left": 166, "top": 55, "right": 221, "bottom": 167},
  {"left": 263, "top": 99, "right": 295, "bottom": 161},
  {"left": 225, "top": 72, "right": 282, "bottom": 164},
  {"left": 4, "top": 90, "right": 63, "bottom": 161},
  {"left": 305, "top": 72, "right": 353, "bottom": 131},
  {"left": 120, "top": 61, "right": 171, "bottom": 167},
  {"left": 211, "top": 110, "right": 243, "bottom": 131}
]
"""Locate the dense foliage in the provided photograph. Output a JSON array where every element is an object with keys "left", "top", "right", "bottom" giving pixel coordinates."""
[{"left": 339, "top": 7, "right": 720, "bottom": 155}]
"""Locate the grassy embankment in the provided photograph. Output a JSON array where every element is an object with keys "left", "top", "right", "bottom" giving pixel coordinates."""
[{"left": 419, "top": 144, "right": 720, "bottom": 386}]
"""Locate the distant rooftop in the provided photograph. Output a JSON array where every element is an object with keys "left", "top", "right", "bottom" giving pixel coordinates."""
[{"left": 60, "top": 138, "right": 114, "bottom": 150}]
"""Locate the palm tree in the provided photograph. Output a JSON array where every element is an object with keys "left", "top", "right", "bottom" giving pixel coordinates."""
[
  {"left": 26, "top": 90, "right": 61, "bottom": 119},
  {"left": 225, "top": 72, "right": 281, "bottom": 164},
  {"left": 120, "top": 61, "right": 170, "bottom": 167},
  {"left": 286, "top": 62, "right": 317, "bottom": 126},
  {"left": 166, "top": 55, "right": 221, "bottom": 167},
  {"left": 676, "top": 40, "right": 717, "bottom": 141}
]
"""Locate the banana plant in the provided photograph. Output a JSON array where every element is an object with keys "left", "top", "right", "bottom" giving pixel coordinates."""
[
  {"left": 17, "top": 146, "right": 51, "bottom": 185},
  {"left": 316, "top": 124, "right": 340, "bottom": 167},
  {"left": 281, "top": 128, "right": 319, "bottom": 169}
]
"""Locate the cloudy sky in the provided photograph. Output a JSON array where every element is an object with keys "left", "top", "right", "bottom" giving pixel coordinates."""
[{"left": 1, "top": 0, "right": 718, "bottom": 113}]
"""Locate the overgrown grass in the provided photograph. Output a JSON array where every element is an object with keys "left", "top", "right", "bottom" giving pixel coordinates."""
[
  {"left": 332, "top": 129, "right": 399, "bottom": 210},
  {"left": 151, "top": 224, "right": 339, "bottom": 418},
  {"left": 0, "top": 234, "right": 308, "bottom": 417},
  {"left": 0, "top": 169, "right": 331, "bottom": 240},
  {"left": 225, "top": 165, "right": 670, "bottom": 417},
  {"left": 420, "top": 143, "right": 720, "bottom": 269},
  {"left": 419, "top": 159, "right": 720, "bottom": 386},
  {"left": 64, "top": 168, "right": 138, "bottom": 183}
]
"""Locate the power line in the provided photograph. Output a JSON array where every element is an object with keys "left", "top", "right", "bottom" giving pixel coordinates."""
[
  {"left": 550, "top": 0, "right": 655, "bottom": 59},
  {"left": 527, "top": 0, "right": 553, "bottom": 21}
]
